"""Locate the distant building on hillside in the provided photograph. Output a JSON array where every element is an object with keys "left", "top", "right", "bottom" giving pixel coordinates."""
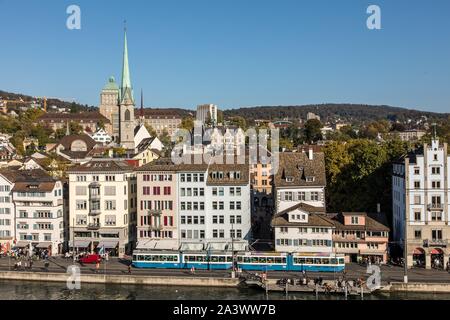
[
  {"left": 196, "top": 104, "right": 218, "bottom": 126},
  {"left": 306, "top": 112, "right": 320, "bottom": 122},
  {"left": 38, "top": 112, "right": 111, "bottom": 135}
]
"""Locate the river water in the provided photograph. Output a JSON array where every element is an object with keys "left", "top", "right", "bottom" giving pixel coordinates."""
[{"left": 0, "top": 280, "right": 449, "bottom": 300}]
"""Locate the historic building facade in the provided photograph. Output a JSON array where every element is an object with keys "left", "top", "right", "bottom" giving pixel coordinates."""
[
  {"left": 393, "top": 136, "right": 450, "bottom": 269},
  {"left": 67, "top": 159, "right": 137, "bottom": 257}
]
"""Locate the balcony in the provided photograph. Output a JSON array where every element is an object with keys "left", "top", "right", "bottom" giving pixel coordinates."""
[
  {"left": 148, "top": 225, "right": 163, "bottom": 231},
  {"left": 428, "top": 203, "right": 444, "bottom": 211},
  {"left": 89, "top": 208, "right": 101, "bottom": 216},
  {"left": 87, "top": 223, "right": 101, "bottom": 230},
  {"left": 148, "top": 210, "right": 162, "bottom": 216},
  {"left": 423, "top": 239, "right": 447, "bottom": 247}
]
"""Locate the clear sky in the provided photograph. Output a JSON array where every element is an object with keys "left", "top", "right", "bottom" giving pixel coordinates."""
[{"left": 0, "top": 0, "right": 449, "bottom": 112}]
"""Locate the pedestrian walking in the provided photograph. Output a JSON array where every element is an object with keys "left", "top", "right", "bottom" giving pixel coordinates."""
[
  {"left": 95, "top": 261, "right": 100, "bottom": 274},
  {"left": 128, "top": 265, "right": 132, "bottom": 274}
]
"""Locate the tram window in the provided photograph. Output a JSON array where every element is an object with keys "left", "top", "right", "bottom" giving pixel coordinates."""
[
  {"left": 161, "top": 256, "right": 168, "bottom": 262},
  {"left": 339, "top": 258, "right": 344, "bottom": 264},
  {"left": 196, "top": 256, "right": 204, "bottom": 262},
  {"left": 218, "top": 256, "right": 225, "bottom": 262},
  {"left": 322, "top": 258, "right": 330, "bottom": 265},
  {"left": 244, "top": 257, "right": 251, "bottom": 263},
  {"left": 267, "top": 257, "right": 274, "bottom": 264},
  {"left": 251, "top": 257, "right": 259, "bottom": 263},
  {"left": 314, "top": 258, "right": 321, "bottom": 264},
  {"left": 237, "top": 256, "right": 243, "bottom": 262},
  {"left": 211, "top": 256, "right": 219, "bottom": 263},
  {"left": 138, "top": 255, "right": 144, "bottom": 261},
  {"left": 274, "top": 257, "right": 282, "bottom": 264},
  {"left": 227, "top": 256, "right": 232, "bottom": 262},
  {"left": 282, "top": 258, "right": 286, "bottom": 263},
  {"left": 133, "top": 255, "right": 137, "bottom": 261},
  {"left": 306, "top": 258, "right": 313, "bottom": 264},
  {"left": 331, "top": 258, "right": 337, "bottom": 264},
  {"left": 259, "top": 257, "right": 267, "bottom": 263}
]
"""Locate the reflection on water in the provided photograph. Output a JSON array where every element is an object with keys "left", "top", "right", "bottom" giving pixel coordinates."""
[{"left": 1, "top": 280, "right": 450, "bottom": 300}]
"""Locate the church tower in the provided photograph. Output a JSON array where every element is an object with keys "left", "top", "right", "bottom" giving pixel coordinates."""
[{"left": 119, "top": 27, "right": 136, "bottom": 150}]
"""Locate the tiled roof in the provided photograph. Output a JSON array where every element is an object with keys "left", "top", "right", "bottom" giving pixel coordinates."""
[
  {"left": 274, "top": 152, "right": 326, "bottom": 188},
  {"left": 57, "top": 134, "right": 98, "bottom": 151},
  {"left": 327, "top": 213, "right": 390, "bottom": 232},
  {"left": 67, "top": 159, "right": 133, "bottom": 173},
  {"left": 271, "top": 202, "right": 330, "bottom": 227},
  {"left": 0, "top": 169, "right": 57, "bottom": 191}
]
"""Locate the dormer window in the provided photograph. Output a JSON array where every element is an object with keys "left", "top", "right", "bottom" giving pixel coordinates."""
[
  {"left": 286, "top": 177, "right": 294, "bottom": 182},
  {"left": 306, "top": 176, "right": 315, "bottom": 182},
  {"left": 351, "top": 216, "right": 359, "bottom": 224}
]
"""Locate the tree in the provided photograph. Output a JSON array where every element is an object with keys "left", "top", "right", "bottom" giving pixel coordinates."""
[
  {"left": 179, "top": 116, "right": 194, "bottom": 132},
  {"left": 229, "top": 116, "right": 247, "bottom": 130},
  {"left": 304, "top": 119, "right": 323, "bottom": 143},
  {"left": 69, "top": 122, "right": 83, "bottom": 135},
  {"left": 159, "top": 129, "right": 172, "bottom": 149},
  {"left": 144, "top": 124, "right": 157, "bottom": 137}
]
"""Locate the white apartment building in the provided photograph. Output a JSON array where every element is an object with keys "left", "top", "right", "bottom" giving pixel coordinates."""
[
  {"left": 393, "top": 136, "right": 450, "bottom": 269},
  {"left": 271, "top": 203, "right": 334, "bottom": 253},
  {"left": 176, "top": 161, "right": 251, "bottom": 251},
  {"left": 274, "top": 151, "right": 326, "bottom": 213},
  {"left": 205, "top": 163, "right": 251, "bottom": 250},
  {"left": 0, "top": 171, "right": 14, "bottom": 251},
  {"left": 0, "top": 169, "right": 64, "bottom": 255},
  {"left": 196, "top": 104, "right": 218, "bottom": 126},
  {"left": 67, "top": 159, "right": 137, "bottom": 257},
  {"left": 177, "top": 164, "right": 208, "bottom": 248}
]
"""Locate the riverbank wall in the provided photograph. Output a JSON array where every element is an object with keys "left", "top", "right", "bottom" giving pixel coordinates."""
[
  {"left": 0, "top": 271, "right": 241, "bottom": 288},
  {"left": 380, "top": 282, "right": 450, "bottom": 293}
]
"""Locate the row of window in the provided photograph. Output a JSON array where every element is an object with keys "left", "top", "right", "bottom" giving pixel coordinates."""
[
  {"left": 0, "top": 186, "right": 11, "bottom": 192},
  {"left": 19, "top": 233, "right": 55, "bottom": 241},
  {"left": 281, "top": 191, "right": 321, "bottom": 202},
  {"left": 141, "top": 200, "right": 173, "bottom": 211},
  {"left": 140, "top": 215, "right": 174, "bottom": 227},
  {"left": 413, "top": 166, "right": 441, "bottom": 175},
  {"left": 181, "top": 188, "right": 204, "bottom": 197},
  {"left": 211, "top": 187, "right": 242, "bottom": 197},
  {"left": 142, "top": 174, "right": 173, "bottom": 182},
  {"left": 276, "top": 239, "right": 332, "bottom": 247},
  {"left": 0, "top": 208, "right": 11, "bottom": 214},
  {"left": 142, "top": 186, "right": 171, "bottom": 196},
  {"left": 413, "top": 181, "right": 444, "bottom": 189},
  {"left": 76, "top": 199, "right": 133, "bottom": 211},
  {"left": 139, "top": 230, "right": 174, "bottom": 238},
  {"left": 212, "top": 201, "right": 242, "bottom": 210},
  {"left": 279, "top": 227, "right": 329, "bottom": 234},
  {"left": 180, "top": 173, "right": 205, "bottom": 183}
]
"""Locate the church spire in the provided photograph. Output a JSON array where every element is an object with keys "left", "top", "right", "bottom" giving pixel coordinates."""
[{"left": 120, "top": 22, "right": 134, "bottom": 104}]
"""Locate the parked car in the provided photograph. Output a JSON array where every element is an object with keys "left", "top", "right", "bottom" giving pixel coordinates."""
[{"left": 78, "top": 254, "right": 101, "bottom": 264}]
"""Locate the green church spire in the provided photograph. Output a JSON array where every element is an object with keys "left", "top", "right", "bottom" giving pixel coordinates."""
[{"left": 120, "top": 24, "right": 134, "bottom": 105}]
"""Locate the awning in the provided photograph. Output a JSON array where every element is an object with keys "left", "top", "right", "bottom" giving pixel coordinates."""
[
  {"left": 207, "top": 242, "right": 228, "bottom": 251},
  {"left": 180, "top": 242, "right": 205, "bottom": 251},
  {"left": 413, "top": 248, "right": 425, "bottom": 255},
  {"left": 97, "top": 241, "right": 119, "bottom": 249},
  {"left": 431, "top": 248, "right": 443, "bottom": 255},
  {"left": 36, "top": 242, "right": 52, "bottom": 249},
  {"left": 13, "top": 241, "right": 30, "bottom": 248},
  {"left": 136, "top": 240, "right": 179, "bottom": 250},
  {"left": 228, "top": 241, "right": 248, "bottom": 252},
  {"left": 69, "top": 240, "right": 91, "bottom": 248}
]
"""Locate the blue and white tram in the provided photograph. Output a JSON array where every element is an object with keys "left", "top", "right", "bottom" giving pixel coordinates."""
[
  {"left": 236, "top": 251, "right": 288, "bottom": 271},
  {"left": 181, "top": 251, "right": 233, "bottom": 270},
  {"left": 289, "top": 253, "right": 345, "bottom": 272},
  {"left": 132, "top": 251, "right": 181, "bottom": 269}
]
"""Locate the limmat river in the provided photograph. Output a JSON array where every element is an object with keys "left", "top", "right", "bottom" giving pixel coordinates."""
[{"left": 0, "top": 280, "right": 449, "bottom": 300}]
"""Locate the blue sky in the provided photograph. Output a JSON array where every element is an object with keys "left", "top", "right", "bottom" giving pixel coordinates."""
[{"left": 0, "top": 0, "right": 449, "bottom": 112}]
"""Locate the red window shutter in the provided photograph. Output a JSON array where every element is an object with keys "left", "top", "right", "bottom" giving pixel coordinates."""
[{"left": 164, "top": 216, "right": 168, "bottom": 226}]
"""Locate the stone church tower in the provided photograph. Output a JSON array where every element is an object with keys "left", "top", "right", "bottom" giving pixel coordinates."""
[{"left": 119, "top": 28, "right": 136, "bottom": 150}]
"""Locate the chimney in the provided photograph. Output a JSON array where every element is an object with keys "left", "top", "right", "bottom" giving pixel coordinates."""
[
  {"left": 377, "top": 203, "right": 381, "bottom": 213},
  {"left": 308, "top": 148, "right": 313, "bottom": 160}
]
